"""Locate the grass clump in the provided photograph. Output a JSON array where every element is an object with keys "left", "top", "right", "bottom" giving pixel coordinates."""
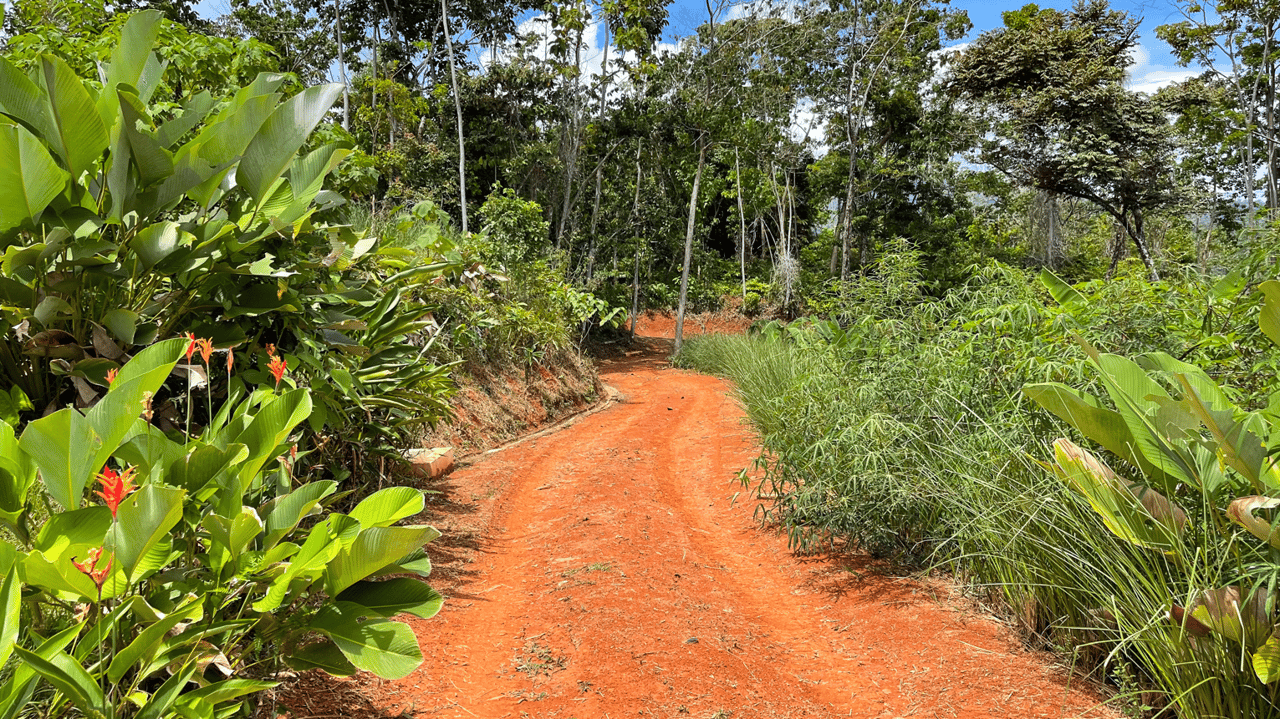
[{"left": 676, "top": 251, "right": 1280, "bottom": 718}]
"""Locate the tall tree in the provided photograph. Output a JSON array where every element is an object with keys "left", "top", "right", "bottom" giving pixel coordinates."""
[{"left": 949, "top": 0, "right": 1177, "bottom": 281}]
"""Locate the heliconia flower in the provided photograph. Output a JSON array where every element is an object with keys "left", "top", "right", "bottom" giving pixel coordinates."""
[
  {"left": 95, "top": 465, "right": 137, "bottom": 519},
  {"left": 71, "top": 546, "right": 113, "bottom": 592},
  {"left": 194, "top": 338, "right": 214, "bottom": 365},
  {"left": 105, "top": 368, "right": 118, "bottom": 386},
  {"left": 226, "top": 347, "right": 234, "bottom": 374},
  {"left": 268, "top": 355, "right": 287, "bottom": 387},
  {"left": 184, "top": 332, "right": 197, "bottom": 363}
]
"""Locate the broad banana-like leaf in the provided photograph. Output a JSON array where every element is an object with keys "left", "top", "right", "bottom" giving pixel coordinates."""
[
  {"left": 118, "top": 89, "right": 174, "bottom": 187},
  {"left": 0, "top": 625, "right": 81, "bottom": 719},
  {"left": 0, "top": 123, "right": 68, "bottom": 233},
  {"left": 324, "top": 524, "right": 442, "bottom": 596},
  {"left": 307, "top": 601, "right": 423, "bottom": 679},
  {"left": 134, "top": 665, "right": 198, "bottom": 719},
  {"left": 257, "top": 480, "right": 336, "bottom": 548},
  {"left": 1188, "top": 586, "right": 1272, "bottom": 649},
  {"left": 156, "top": 91, "right": 215, "bottom": 148},
  {"left": 0, "top": 566, "right": 19, "bottom": 668},
  {"left": 105, "top": 596, "right": 202, "bottom": 683},
  {"left": 0, "top": 59, "right": 55, "bottom": 141},
  {"left": 285, "top": 637, "right": 357, "bottom": 676},
  {"left": 1260, "top": 280, "right": 1280, "bottom": 349},
  {"left": 337, "top": 577, "right": 444, "bottom": 619},
  {"left": 1255, "top": 632, "right": 1280, "bottom": 683},
  {"left": 1046, "top": 439, "right": 1186, "bottom": 553},
  {"left": 11, "top": 646, "right": 105, "bottom": 717},
  {"left": 348, "top": 486, "right": 424, "bottom": 529},
  {"left": 253, "top": 514, "right": 358, "bottom": 613},
  {"left": 131, "top": 220, "right": 189, "bottom": 270},
  {"left": 1040, "top": 268, "right": 1087, "bottom": 312},
  {"left": 1178, "top": 376, "right": 1280, "bottom": 492},
  {"left": 96, "top": 10, "right": 161, "bottom": 130},
  {"left": 1227, "top": 496, "right": 1280, "bottom": 549},
  {"left": 1091, "top": 353, "right": 1199, "bottom": 489},
  {"left": 37, "top": 55, "right": 108, "bottom": 178},
  {"left": 104, "top": 484, "right": 185, "bottom": 581},
  {"left": 237, "top": 83, "right": 343, "bottom": 205},
  {"left": 18, "top": 408, "right": 99, "bottom": 510},
  {"left": 230, "top": 387, "right": 312, "bottom": 492},
  {"left": 1022, "top": 382, "right": 1174, "bottom": 484}
]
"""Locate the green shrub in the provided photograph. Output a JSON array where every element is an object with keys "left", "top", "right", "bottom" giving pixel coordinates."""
[{"left": 0, "top": 339, "right": 442, "bottom": 717}]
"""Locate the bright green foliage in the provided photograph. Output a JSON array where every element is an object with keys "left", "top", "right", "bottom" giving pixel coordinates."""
[
  {"left": 678, "top": 254, "right": 1280, "bottom": 716},
  {"left": 0, "top": 341, "right": 442, "bottom": 716}
]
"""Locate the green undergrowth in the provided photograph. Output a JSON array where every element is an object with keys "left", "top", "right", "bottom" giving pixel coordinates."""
[{"left": 675, "top": 249, "right": 1280, "bottom": 718}]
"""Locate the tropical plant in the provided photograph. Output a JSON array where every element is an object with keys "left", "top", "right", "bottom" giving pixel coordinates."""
[
  {"left": 0, "top": 337, "right": 442, "bottom": 717},
  {"left": 1025, "top": 279, "right": 1280, "bottom": 690},
  {"left": 0, "top": 9, "right": 349, "bottom": 407}
]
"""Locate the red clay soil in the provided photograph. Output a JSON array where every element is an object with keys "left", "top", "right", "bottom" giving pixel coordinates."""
[
  {"left": 289, "top": 337, "right": 1120, "bottom": 719},
  {"left": 632, "top": 310, "right": 757, "bottom": 338}
]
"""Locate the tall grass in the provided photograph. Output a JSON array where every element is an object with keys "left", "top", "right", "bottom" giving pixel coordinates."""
[{"left": 676, "top": 259, "right": 1280, "bottom": 718}]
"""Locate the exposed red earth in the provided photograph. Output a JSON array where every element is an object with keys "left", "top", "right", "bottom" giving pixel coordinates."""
[{"left": 282, "top": 329, "right": 1119, "bottom": 719}]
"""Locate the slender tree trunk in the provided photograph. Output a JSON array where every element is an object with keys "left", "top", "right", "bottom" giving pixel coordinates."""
[
  {"left": 335, "top": 0, "right": 349, "bottom": 129},
  {"left": 630, "top": 150, "right": 643, "bottom": 337},
  {"left": 735, "top": 148, "right": 747, "bottom": 302},
  {"left": 441, "top": 0, "right": 467, "bottom": 233},
  {"left": 674, "top": 140, "right": 708, "bottom": 355}
]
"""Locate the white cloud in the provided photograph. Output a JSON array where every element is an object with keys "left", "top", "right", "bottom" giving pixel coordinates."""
[{"left": 1126, "top": 42, "right": 1200, "bottom": 94}]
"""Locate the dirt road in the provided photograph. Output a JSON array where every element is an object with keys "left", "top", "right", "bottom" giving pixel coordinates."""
[{"left": 344, "top": 339, "right": 1116, "bottom": 719}]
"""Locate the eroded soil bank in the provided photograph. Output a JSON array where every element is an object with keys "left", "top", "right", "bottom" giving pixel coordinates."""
[{"left": 285, "top": 337, "right": 1118, "bottom": 719}]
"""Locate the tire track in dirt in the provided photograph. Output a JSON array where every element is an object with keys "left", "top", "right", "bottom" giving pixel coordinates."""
[{"left": 364, "top": 339, "right": 1119, "bottom": 719}]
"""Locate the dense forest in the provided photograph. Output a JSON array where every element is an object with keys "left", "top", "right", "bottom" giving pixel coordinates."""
[
  {"left": 3, "top": 0, "right": 1280, "bottom": 716},
  {"left": 7, "top": 0, "right": 1272, "bottom": 340}
]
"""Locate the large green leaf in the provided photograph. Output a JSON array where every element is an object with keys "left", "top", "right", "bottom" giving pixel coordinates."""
[
  {"left": 107, "top": 596, "right": 203, "bottom": 683},
  {"left": 0, "top": 566, "right": 19, "bottom": 668},
  {"left": 134, "top": 664, "right": 198, "bottom": 719},
  {"left": 348, "top": 487, "right": 424, "bottom": 529},
  {"left": 0, "top": 625, "right": 81, "bottom": 719},
  {"left": 308, "top": 601, "right": 423, "bottom": 679},
  {"left": 231, "top": 388, "right": 312, "bottom": 490},
  {"left": 1256, "top": 632, "right": 1280, "bottom": 683},
  {"left": 1260, "top": 280, "right": 1280, "bottom": 349},
  {"left": 284, "top": 637, "right": 357, "bottom": 676},
  {"left": 118, "top": 89, "right": 174, "bottom": 187},
  {"left": 97, "top": 10, "right": 162, "bottom": 130},
  {"left": 0, "top": 122, "right": 68, "bottom": 232},
  {"left": 325, "top": 525, "right": 442, "bottom": 596},
  {"left": 156, "top": 91, "right": 215, "bottom": 149},
  {"left": 237, "top": 83, "right": 342, "bottom": 204},
  {"left": 105, "top": 484, "right": 185, "bottom": 581},
  {"left": 37, "top": 54, "right": 108, "bottom": 178},
  {"left": 0, "top": 58, "right": 55, "bottom": 140},
  {"left": 259, "top": 479, "right": 336, "bottom": 548},
  {"left": 1045, "top": 438, "right": 1186, "bottom": 553},
  {"left": 1039, "top": 268, "right": 1087, "bottom": 312},
  {"left": 253, "top": 514, "right": 357, "bottom": 612},
  {"left": 33, "top": 506, "right": 110, "bottom": 559},
  {"left": 19, "top": 408, "right": 100, "bottom": 510},
  {"left": 13, "top": 646, "right": 105, "bottom": 716},
  {"left": 201, "top": 506, "right": 263, "bottom": 574},
  {"left": 337, "top": 578, "right": 443, "bottom": 619},
  {"left": 132, "top": 220, "right": 188, "bottom": 270}
]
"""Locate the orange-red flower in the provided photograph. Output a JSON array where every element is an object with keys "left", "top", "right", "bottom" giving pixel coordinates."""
[
  {"left": 71, "top": 546, "right": 112, "bottom": 592},
  {"left": 95, "top": 465, "right": 137, "bottom": 519},
  {"left": 226, "top": 347, "right": 234, "bottom": 374},
  {"left": 105, "top": 368, "right": 118, "bottom": 386},
  {"left": 194, "top": 338, "right": 214, "bottom": 364},
  {"left": 268, "top": 355, "right": 287, "bottom": 387},
  {"left": 184, "top": 332, "right": 197, "bottom": 363}
]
